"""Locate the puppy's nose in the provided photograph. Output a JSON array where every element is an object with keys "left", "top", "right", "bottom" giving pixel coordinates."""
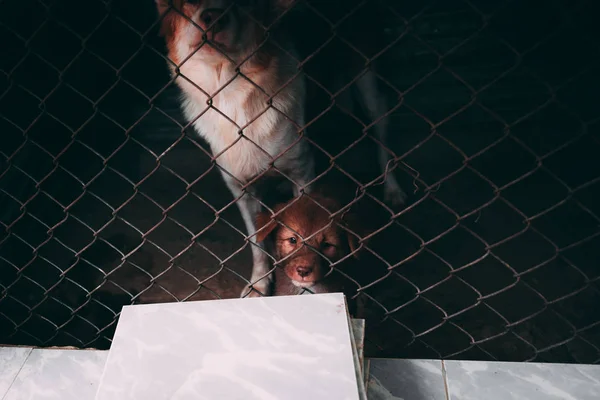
[{"left": 296, "top": 266, "right": 312, "bottom": 278}]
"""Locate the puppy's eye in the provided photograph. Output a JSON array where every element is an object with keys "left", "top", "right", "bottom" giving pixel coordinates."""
[
  {"left": 288, "top": 237, "right": 297, "bottom": 245},
  {"left": 322, "top": 242, "right": 335, "bottom": 249}
]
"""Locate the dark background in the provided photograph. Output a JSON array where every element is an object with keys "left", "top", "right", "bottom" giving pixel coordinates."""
[{"left": 1, "top": 0, "right": 599, "bottom": 363}]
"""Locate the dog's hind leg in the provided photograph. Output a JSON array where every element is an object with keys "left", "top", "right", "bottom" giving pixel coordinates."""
[{"left": 355, "top": 70, "right": 407, "bottom": 206}]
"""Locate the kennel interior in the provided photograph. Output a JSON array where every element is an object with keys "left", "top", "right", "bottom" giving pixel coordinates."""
[{"left": 1, "top": 0, "right": 599, "bottom": 363}]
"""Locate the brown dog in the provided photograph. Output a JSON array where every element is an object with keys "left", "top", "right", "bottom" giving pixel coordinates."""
[{"left": 255, "top": 194, "right": 361, "bottom": 300}]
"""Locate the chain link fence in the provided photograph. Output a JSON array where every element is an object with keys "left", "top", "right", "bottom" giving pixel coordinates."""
[{"left": 1, "top": 0, "right": 599, "bottom": 364}]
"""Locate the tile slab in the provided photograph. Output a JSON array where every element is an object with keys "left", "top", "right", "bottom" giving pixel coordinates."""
[
  {"left": 444, "top": 360, "right": 600, "bottom": 400},
  {"left": 95, "top": 293, "right": 362, "bottom": 400},
  {"left": 367, "top": 359, "right": 447, "bottom": 400},
  {"left": 348, "top": 318, "right": 367, "bottom": 400},
  {"left": 0, "top": 347, "right": 32, "bottom": 398},
  {"left": 350, "top": 319, "right": 365, "bottom": 373},
  {"left": 350, "top": 319, "right": 366, "bottom": 386},
  {"left": 3, "top": 349, "right": 108, "bottom": 400}
]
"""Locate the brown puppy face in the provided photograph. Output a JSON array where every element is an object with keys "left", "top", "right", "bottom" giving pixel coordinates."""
[{"left": 256, "top": 195, "right": 359, "bottom": 288}]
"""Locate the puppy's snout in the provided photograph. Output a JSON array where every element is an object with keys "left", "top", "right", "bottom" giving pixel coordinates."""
[
  {"left": 200, "top": 8, "right": 228, "bottom": 33},
  {"left": 295, "top": 266, "right": 313, "bottom": 278}
]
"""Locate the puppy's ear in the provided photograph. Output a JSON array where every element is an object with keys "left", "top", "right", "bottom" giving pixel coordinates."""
[
  {"left": 346, "top": 230, "right": 360, "bottom": 259},
  {"left": 341, "top": 213, "right": 361, "bottom": 259},
  {"left": 255, "top": 211, "right": 278, "bottom": 242}
]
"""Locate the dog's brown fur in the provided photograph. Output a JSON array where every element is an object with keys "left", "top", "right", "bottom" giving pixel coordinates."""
[{"left": 255, "top": 194, "right": 361, "bottom": 301}]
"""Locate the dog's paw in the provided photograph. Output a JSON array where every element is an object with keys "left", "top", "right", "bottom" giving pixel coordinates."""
[
  {"left": 240, "top": 280, "right": 272, "bottom": 298},
  {"left": 384, "top": 181, "right": 407, "bottom": 207}
]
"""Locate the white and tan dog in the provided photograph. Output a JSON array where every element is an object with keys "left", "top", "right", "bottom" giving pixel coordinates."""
[
  {"left": 155, "top": 0, "right": 314, "bottom": 297},
  {"left": 155, "top": 0, "right": 406, "bottom": 298}
]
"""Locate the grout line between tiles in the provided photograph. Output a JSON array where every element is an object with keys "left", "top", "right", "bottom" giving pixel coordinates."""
[
  {"left": 1, "top": 347, "right": 33, "bottom": 400},
  {"left": 441, "top": 360, "right": 450, "bottom": 400}
]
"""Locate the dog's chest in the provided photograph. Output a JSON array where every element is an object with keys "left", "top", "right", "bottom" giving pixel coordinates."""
[{"left": 178, "top": 70, "right": 288, "bottom": 180}]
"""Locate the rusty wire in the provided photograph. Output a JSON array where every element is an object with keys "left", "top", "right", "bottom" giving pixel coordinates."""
[{"left": 1, "top": 0, "right": 599, "bottom": 363}]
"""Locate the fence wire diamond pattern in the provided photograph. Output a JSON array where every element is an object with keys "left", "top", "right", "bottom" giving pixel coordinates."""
[{"left": 1, "top": 0, "right": 599, "bottom": 363}]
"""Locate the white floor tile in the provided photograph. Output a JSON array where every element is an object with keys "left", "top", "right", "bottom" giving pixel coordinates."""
[
  {"left": 0, "top": 347, "right": 32, "bottom": 398},
  {"left": 3, "top": 349, "right": 107, "bottom": 400},
  {"left": 444, "top": 360, "right": 600, "bottom": 400},
  {"left": 367, "top": 359, "right": 447, "bottom": 400},
  {"left": 96, "top": 293, "right": 362, "bottom": 400}
]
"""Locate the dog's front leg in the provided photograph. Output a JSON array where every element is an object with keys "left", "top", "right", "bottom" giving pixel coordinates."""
[{"left": 226, "top": 182, "right": 273, "bottom": 298}]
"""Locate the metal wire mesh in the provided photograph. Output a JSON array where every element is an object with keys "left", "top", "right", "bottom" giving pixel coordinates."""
[{"left": 1, "top": 0, "right": 599, "bottom": 363}]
